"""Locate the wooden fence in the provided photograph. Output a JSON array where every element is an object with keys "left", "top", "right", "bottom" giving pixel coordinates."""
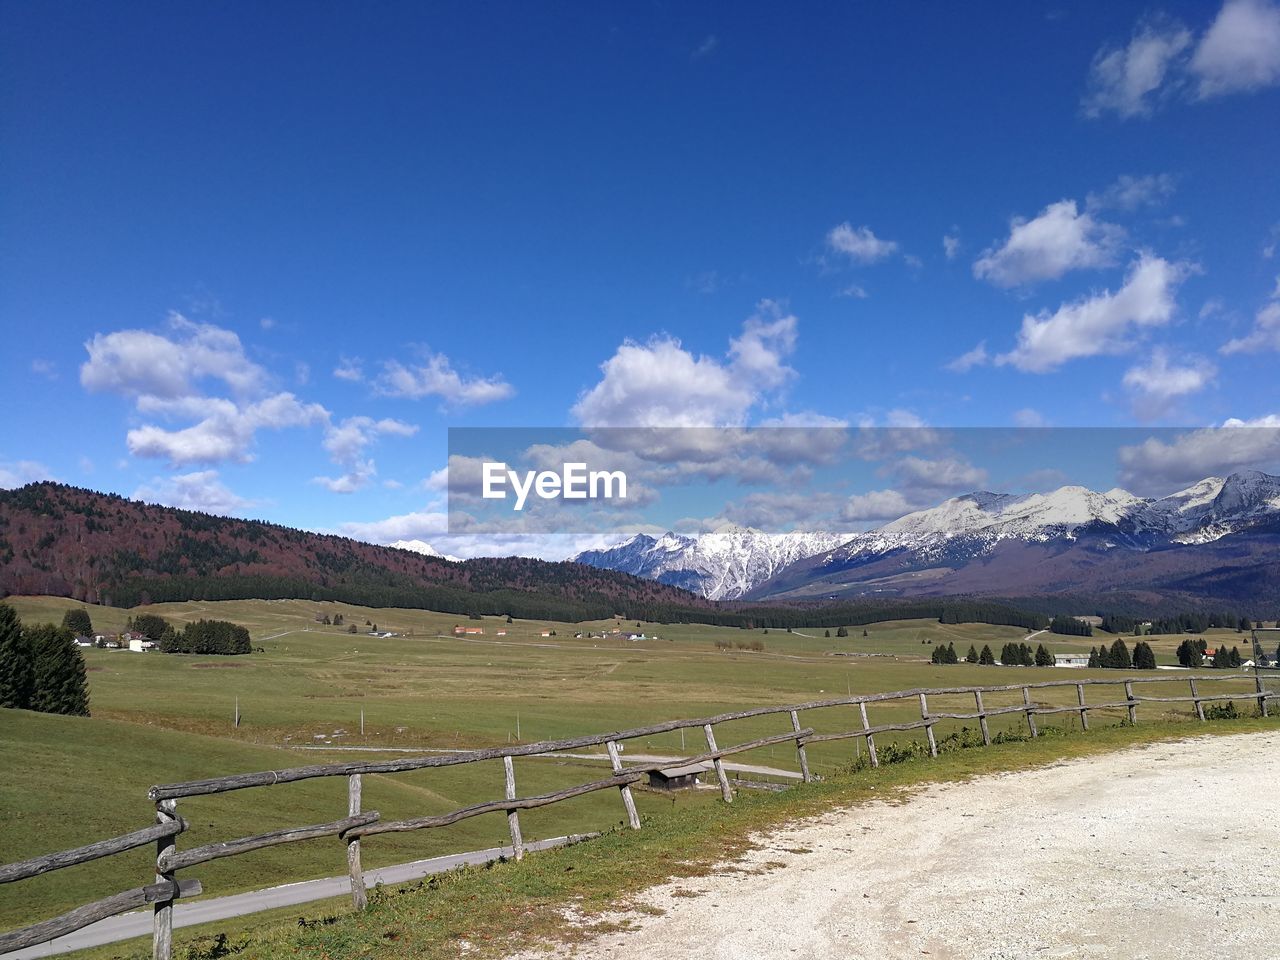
[{"left": 1, "top": 671, "right": 1273, "bottom": 959}]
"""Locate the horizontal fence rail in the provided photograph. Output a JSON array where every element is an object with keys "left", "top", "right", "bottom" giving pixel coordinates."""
[{"left": 2, "top": 672, "right": 1273, "bottom": 960}]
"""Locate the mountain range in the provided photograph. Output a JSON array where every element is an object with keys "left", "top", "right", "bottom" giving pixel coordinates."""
[{"left": 574, "top": 471, "right": 1280, "bottom": 605}]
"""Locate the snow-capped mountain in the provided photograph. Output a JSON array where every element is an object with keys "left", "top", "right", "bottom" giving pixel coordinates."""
[
  {"left": 572, "top": 528, "right": 849, "bottom": 600},
  {"left": 388, "top": 539, "right": 463, "bottom": 563},
  {"left": 753, "top": 470, "right": 1280, "bottom": 601},
  {"left": 573, "top": 472, "right": 1280, "bottom": 602}
]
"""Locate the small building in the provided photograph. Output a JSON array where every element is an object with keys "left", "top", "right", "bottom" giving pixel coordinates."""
[
  {"left": 647, "top": 761, "right": 710, "bottom": 791},
  {"left": 127, "top": 638, "right": 155, "bottom": 653},
  {"left": 1054, "top": 653, "right": 1091, "bottom": 668},
  {"left": 540, "top": 630, "right": 552, "bottom": 637},
  {"left": 452, "top": 625, "right": 485, "bottom": 636},
  {"left": 74, "top": 635, "right": 94, "bottom": 647}
]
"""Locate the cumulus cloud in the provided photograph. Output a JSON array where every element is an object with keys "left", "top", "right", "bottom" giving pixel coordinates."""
[
  {"left": 946, "top": 341, "right": 989, "bottom": 373},
  {"left": 81, "top": 313, "right": 267, "bottom": 399},
  {"left": 1086, "top": 173, "right": 1177, "bottom": 211},
  {"left": 1083, "top": 2, "right": 1280, "bottom": 118},
  {"left": 1082, "top": 15, "right": 1192, "bottom": 118},
  {"left": 973, "top": 200, "right": 1123, "bottom": 288},
  {"left": 841, "top": 488, "right": 916, "bottom": 522},
  {"left": 133, "top": 470, "right": 256, "bottom": 514},
  {"left": 1118, "top": 415, "right": 1280, "bottom": 490},
  {"left": 1013, "top": 408, "right": 1048, "bottom": 428},
  {"left": 336, "top": 508, "right": 450, "bottom": 543},
  {"left": 572, "top": 301, "right": 798, "bottom": 428},
  {"left": 312, "top": 416, "right": 419, "bottom": 494},
  {"left": 996, "top": 254, "right": 1190, "bottom": 373},
  {"left": 1190, "top": 0, "right": 1280, "bottom": 96},
  {"left": 333, "top": 357, "right": 365, "bottom": 382},
  {"left": 1123, "top": 348, "right": 1217, "bottom": 417},
  {"left": 942, "top": 233, "right": 961, "bottom": 260},
  {"left": 376, "top": 352, "right": 514, "bottom": 406},
  {"left": 0, "top": 459, "right": 56, "bottom": 489},
  {"left": 1220, "top": 285, "right": 1280, "bottom": 354},
  {"left": 826, "top": 223, "right": 899, "bottom": 264},
  {"left": 126, "top": 393, "right": 328, "bottom": 465}
]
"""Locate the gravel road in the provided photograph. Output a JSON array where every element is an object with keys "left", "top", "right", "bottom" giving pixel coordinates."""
[{"left": 514, "top": 731, "right": 1280, "bottom": 960}]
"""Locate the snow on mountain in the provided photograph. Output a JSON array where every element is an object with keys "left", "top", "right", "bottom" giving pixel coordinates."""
[
  {"left": 572, "top": 527, "right": 849, "bottom": 600},
  {"left": 824, "top": 471, "right": 1280, "bottom": 566},
  {"left": 573, "top": 472, "right": 1280, "bottom": 599},
  {"left": 388, "top": 539, "right": 463, "bottom": 563}
]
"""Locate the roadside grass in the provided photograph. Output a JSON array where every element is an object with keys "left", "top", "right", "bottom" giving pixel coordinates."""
[{"left": 66, "top": 713, "right": 1280, "bottom": 960}]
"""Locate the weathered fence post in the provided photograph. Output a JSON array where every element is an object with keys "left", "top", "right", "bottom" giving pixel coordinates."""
[
  {"left": 346, "top": 774, "right": 367, "bottom": 910},
  {"left": 503, "top": 756, "right": 525, "bottom": 858},
  {"left": 918, "top": 693, "right": 937, "bottom": 757},
  {"left": 1022, "top": 687, "right": 1038, "bottom": 738},
  {"left": 1188, "top": 678, "right": 1205, "bottom": 722},
  {"left": 859, "top": 701, "right": 878, "bottom": 767},
  {"left": 152, "top": 799, "right": 178, "bottom": 960},
  {"left": 789, "top": 710, "right": 812, "bottom": 783},
  {"left": 1124, "top": 680, "right": 1137, "bottom": 724},
  {"left": 973, "top": 690, "right": 990, "bottom": 746},
  {"left": 1257, "top": 672, "right": 1270, "bottom": 718},
  {"left": 606, "top": 740, "right": 641, "bottom": 829},
  {"left": 703, "top": 724, "right": 733, "bottom": 802},
  {"left": 1076, "top": 683, "right": 1089, "bottom": 731}
]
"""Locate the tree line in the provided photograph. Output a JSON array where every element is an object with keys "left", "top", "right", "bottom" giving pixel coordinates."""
[
  {"left": 1087, "top": 640, "right": 1156, "bottom": 669},
  {"left": 0, "top": 604, "right": 90, "bottom": 716},
  {"left": 128, "top": 613, "right": 253, "bottom": 655}
]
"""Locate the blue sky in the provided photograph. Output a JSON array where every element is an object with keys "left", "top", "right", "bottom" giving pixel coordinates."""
[{"left": 2, "top": 1, "right": 1279, "bottom": 555}]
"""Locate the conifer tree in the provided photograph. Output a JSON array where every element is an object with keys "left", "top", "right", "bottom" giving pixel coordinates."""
[
  {"left": 28, "top": 624, "right": 89, "bottom": 716},
  {"left": 1088, "top": 647, "right": 1100, "bottom": 669},
  {"left": 967, "top": 644, "right": 979, "bottom": 663},
  {"left": 61, "top": 608, "right": 93, "bottom": 636},
  {"left": 1035, "top": 643, "right": 1053, "bottom": 667},
  {"left": 1109, "top": 639, "right": 1132, "bottom": 670},
  {"left": 825, "top": 629, "right": 831, "bottom": 638},
  {"left": 836, "top": 626, "right": 848, "bottom": 638},
  {"left": 0, "top": 604, "right": 35, "bottom": 710},
  {"left": 979, "top": 644, "right": 995, "bottom": 665}
]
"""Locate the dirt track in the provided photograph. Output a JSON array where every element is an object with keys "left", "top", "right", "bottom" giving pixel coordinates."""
[{"left": 514, "top": 731, "right": 1280, "bottom": 960}]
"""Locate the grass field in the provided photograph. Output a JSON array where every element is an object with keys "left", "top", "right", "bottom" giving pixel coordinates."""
[{"left": 0, "top": 594, "right": 1271, "bottom": 954}]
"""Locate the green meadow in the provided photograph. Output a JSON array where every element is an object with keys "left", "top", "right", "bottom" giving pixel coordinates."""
[{"left": 0, "top": 595, "right": 1269, "bottom": 952}]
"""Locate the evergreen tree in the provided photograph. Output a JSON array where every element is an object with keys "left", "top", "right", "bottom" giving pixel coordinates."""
[
  {"left": 0, "top": 604, "right": 35, "bottom": 710},
  {"left": 1229, "top": 646, "right": 1243, "bottom": 668},
  {"left": 1035, "top": 643, "right": 1053, "bottom": 667},
  {"left": 946, "top": 642, "right": 958, "bottom": 663},
  {"left": 930, "top": 645, "right": 943, "bottom": 664},
  {"left": 862, "top": 629, "right": 868, "bottom": 637},
  {"left": 130, "top": 613, "right": 171, "bottom": 642},
  {"left": 1132, "top": 641, "right": 1157, "bottom": 670},
  {"left": 824, "top": 629, "right": 831, "bottom": 638},
  {"left": 61, "top": 608, "right": 93, "bottom": 636},
  {"left": 966, "top": 644, "right": 979, "bottom": 663},
  {"left": 979, "top": 644, "right": 995, "bottom": 665},
  {"left": 836, "top": 626, "right": 848, "bottom": 638},
  {"left": 1109, "top": 639, "right": 1132, "bottom": 670},
  {"left": 28, "top": 624, "right": 89, "bottom": 716},
  {"left": 1020, "top": 642, "right": 1035, "bottom": 666},
  {"left": 1087, "top": 647, "right": 1100, "bottom": 669}
]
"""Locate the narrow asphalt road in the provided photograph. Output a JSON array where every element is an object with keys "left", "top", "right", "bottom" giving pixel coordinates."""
[{"left": 2, "top": 836, "right": 588, "bottom": 959}]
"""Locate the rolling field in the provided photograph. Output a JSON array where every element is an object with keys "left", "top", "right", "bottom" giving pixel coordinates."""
[{"left": 0, "top": 595, "right": 1267, "bottom": 953}]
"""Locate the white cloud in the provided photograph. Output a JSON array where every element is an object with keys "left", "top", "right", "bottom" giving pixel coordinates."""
[
  {"left": 841, "top": 489, "right": 915, "bottom": 522},
  {"left": 572, "top": 301, "right": 798, "bottom": 428},
  {"left": 377, "top": 352, "right": 514, "bottom": 406},
  {"left": 0, "top": 459, "right": 56, "bottom": 489},
  {"left": 1082, "top": 16, "right": 1192, "bottom": 118},
  {"left": 826, "top": 223, "right": 899, "bottom": 264},
  {"left": 1220, "top": 286, "right": 1280, "bottom": 354},
  {"left": 838, "top": 283, "right": 869, "bottom": 299},
  {"left": 1118, "top": 415, "right": 1280, "bottom": 490},
  {"left": 127, "top": 393, "right": 329, "bottom": 465},
  {"left": 133, "top": 470, "right": 255, "bottom": 514},
  {"left": 81, "top": 313, "right": 267, "bottom": 400},
  {"left": 336, "top": 508, "right": 450, "bottom": 543},
  {"left": 1013, "top": 408, "right": 1048, "bottom": 428},
  {"left": 996, "top": 254, "right": 1190, "bottom": 372},
  {"left": 692, "top": 34, "right": 719, "bottom": 59},
  {"left": 30, "top": 359, "right": 56, "bottom": 380},
  {"left": 973, "top": 200, "right": 1123, "bottom": 287},
  {"left": 312, "top": 416, "right": 419, "bottom": 494},
  {"left": 942, "top": 234, "right": 960, "bottom": 260},
  {"left": 1190, "top": 0, "right": 1280, "bottom": 97},
  {"left": 333, "top": 357, "right": 365, "bottom": 382},
  {"left": 946, "top": 341, "right": 989, "bottom": 373},
  {"left": 1086, "top": 173, "right": 1177, "bottom": 211},
  {"left": 1123, "top": 348, "right": 1217, "bottom": 417},
  {"left": 894, "top": 455, "right": 989, "bottom": 493}
]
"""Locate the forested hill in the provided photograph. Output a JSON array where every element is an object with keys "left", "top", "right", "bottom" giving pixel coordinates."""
[
  {"left": 0, "top": 483, "right": 1049, "bottom": 630},
  {"left": 0, "top": 483, "right": 717, "bottom": 621}
]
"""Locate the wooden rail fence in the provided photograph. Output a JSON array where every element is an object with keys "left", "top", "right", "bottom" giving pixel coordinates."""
[{"left": 1, "top": 672, "right": 1273, "bottom": 959}]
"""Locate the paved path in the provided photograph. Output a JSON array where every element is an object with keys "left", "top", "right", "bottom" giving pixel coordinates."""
[
  {"left": 2, "top": 836, "right": 587, "bottom": 959},
  {"left": 514, "top": 731, "right": 1280, "bottom": 960}
]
